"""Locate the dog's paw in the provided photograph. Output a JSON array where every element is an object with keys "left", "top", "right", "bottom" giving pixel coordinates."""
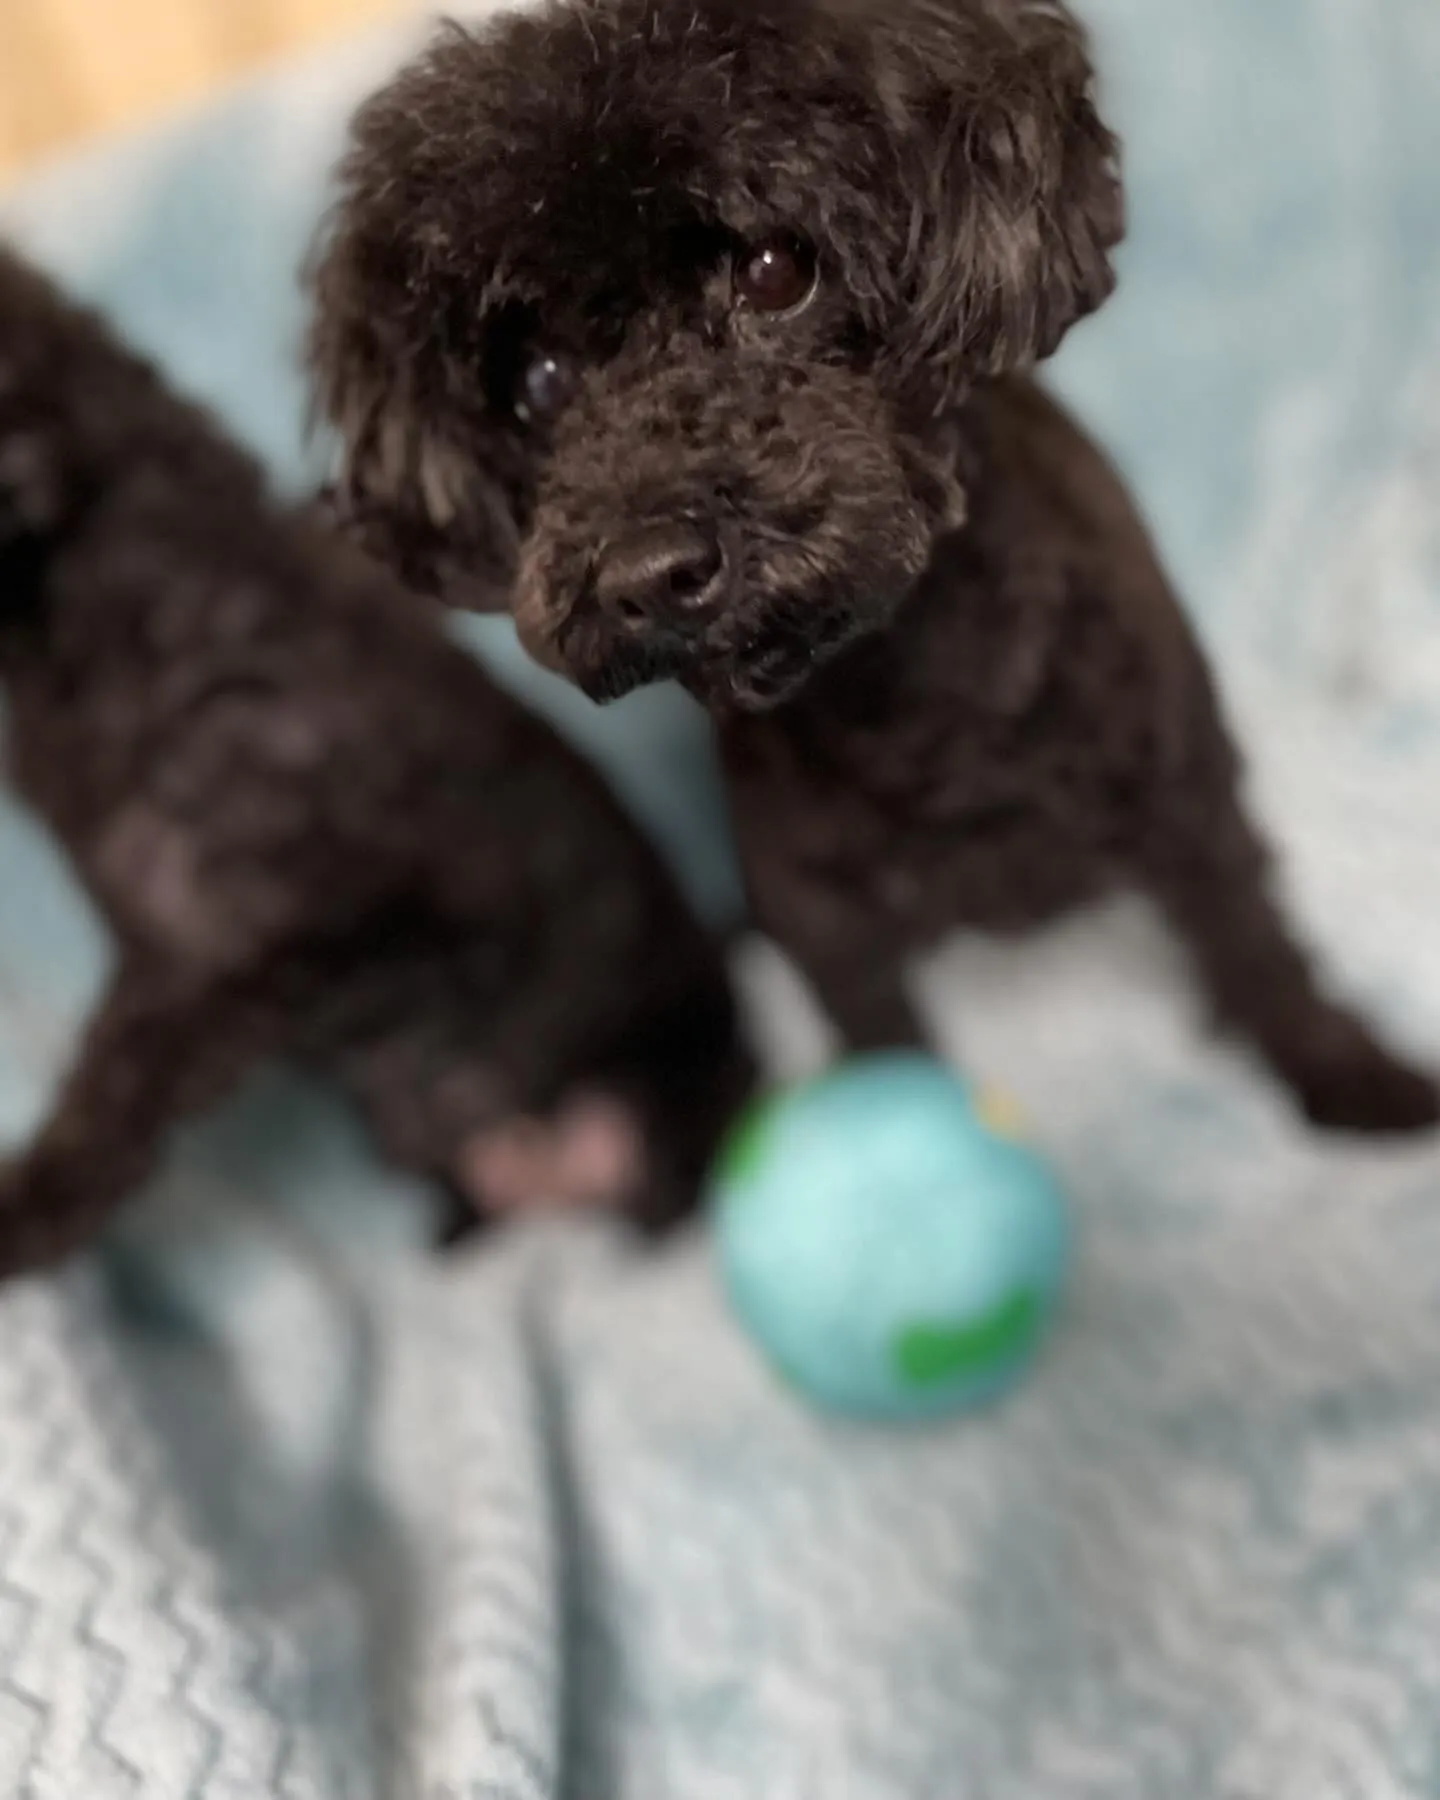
[
  {"left": 1292, "top": 1038, "right": 1440, "bottom": 1137},
  {"left": 455, "top": 1093, "right": 646, "bottom": 1219}
]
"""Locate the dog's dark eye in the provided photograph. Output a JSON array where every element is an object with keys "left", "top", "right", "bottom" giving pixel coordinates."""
[
  {"left": 515, "top": 348, "right": 578, "bottom": 426},
  {"left": 734, "top": 235, "right": 819, "bottom": 316}
]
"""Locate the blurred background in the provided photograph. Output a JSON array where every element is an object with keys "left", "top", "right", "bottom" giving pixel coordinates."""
[
  {"left": 0, "top": 0, "right": 407, "bottom": 176},
  {"left": 0, "top": 4, "right": 1438, "bottom": 1794}
]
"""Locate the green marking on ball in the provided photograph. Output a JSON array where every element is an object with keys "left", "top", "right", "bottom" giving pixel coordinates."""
[
  {"left": 891, "top": 1290, "right": 1042, "bottom": 1388},
  {"left": 715, "top": 1086, "right": 791, "bottom": 1190}
]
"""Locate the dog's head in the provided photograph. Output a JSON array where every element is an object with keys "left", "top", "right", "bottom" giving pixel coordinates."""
[{"left": 310, "top": 0, "right": 1122, "bottom": 709}]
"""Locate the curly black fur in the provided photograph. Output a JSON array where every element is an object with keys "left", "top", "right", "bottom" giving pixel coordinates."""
[
  {"left": 0, "top": 247, "right": 753, "bottom": 1278},
  {"left": 308, "top": 0, "right": 1437, "bottom": 1133}
]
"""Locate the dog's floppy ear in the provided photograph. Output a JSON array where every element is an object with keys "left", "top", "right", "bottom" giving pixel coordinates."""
[
  {"left": 888, "top": 0, "right": 1123, "bottom": 403},
  {"left": 306, "top": 224, "right": 520, "bottom": 612}
]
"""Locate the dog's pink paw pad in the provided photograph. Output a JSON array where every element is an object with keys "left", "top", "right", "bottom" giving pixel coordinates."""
[{"left": 457, "top": 1094, "right": 645, "bottom": 1214}]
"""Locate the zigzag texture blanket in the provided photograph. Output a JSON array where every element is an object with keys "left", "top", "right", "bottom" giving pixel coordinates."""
[{"left": 2, "top": 3, "right": 1440, "bottom": 1795}]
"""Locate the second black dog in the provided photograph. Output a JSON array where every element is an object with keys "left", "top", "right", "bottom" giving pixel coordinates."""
[{"left": 0, "top": 248, "right": 752, "bottom": 1279}]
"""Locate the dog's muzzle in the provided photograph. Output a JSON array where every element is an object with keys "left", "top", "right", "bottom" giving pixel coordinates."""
[
  {"left": 590, "top": 521, "right": 731, "bottom": 636},
  {"left": 562, "top": 518, "right": 742, "bottom": 702}
]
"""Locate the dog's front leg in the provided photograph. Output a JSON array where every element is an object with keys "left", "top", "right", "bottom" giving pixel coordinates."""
[
  {"left": 0, "top": 957, "right": 270, "bottom": 1277},
  {"left": 740, "top": 849, "right": 927, "bottom": 1054},
  {"left": 798, "top": 947, "right": 927, "bottom": 1055}
]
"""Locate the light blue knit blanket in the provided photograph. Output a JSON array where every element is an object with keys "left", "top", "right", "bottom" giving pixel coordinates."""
[{"left": 2, "top": 4, "right": 1439, "bottom": 1794}]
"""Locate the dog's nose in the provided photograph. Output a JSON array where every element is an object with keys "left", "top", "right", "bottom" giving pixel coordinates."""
[{"left": 593, "top": 523, "right": 727, "bottom": 630}]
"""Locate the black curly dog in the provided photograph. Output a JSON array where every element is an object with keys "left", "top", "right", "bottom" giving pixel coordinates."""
[
  {"left": 0, "top": 248, "right": 752, "bottom": 1278},
  {"left": 309, "top": 0, "right": 1437, "bottom": 1134}
]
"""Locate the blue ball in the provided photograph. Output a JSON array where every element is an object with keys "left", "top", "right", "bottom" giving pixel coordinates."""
[{"left": 710, "top": 1054, "right": 1071, "bottom": 1421}]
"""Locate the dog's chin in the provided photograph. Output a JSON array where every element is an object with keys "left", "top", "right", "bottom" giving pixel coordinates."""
[
  {"left": 715, "top": 646, "right": 818, "bottom": 713},
  {"left": 711, "top": 600, "right": 884, "bottom": 712},
  {"left": 552, "top": 591, "right": 877, "bottom": 713},
  {"left": 574, "top": 657, "right": 659, "bottom": 706},
  {"left": 568, "top": 633, "right": 694, "bottom": 706},
  {"left": 569, "top": 638, "right": 817, "bottom": 713}
]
